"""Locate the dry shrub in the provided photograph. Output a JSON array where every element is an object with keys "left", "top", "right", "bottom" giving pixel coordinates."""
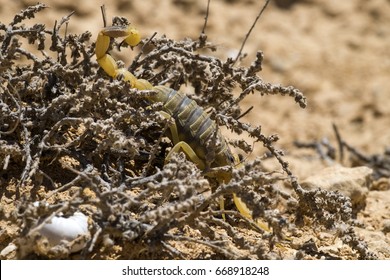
[{"left": 0, "top": 4, "right": 375, "bottom": 259}]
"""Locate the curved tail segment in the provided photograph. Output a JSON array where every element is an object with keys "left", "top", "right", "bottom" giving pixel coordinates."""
[{"left": 95, "top": 25, "right": 153, "bottom": 90}]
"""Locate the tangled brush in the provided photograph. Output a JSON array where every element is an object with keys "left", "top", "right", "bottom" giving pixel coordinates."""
[{"left": 0, "top": 3, "right": 375, "bottom": 259}]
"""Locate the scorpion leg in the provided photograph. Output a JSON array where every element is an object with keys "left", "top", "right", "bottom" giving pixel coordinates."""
[
  {"left": 165, "top": 139, "right": 227, "bottom": 219},
  {"left": 233, "top": 194, "right": 271, "bottom": 232},
  {"left": 165, "top": 141, "right": 227, "bottom": 219},
  {"left": 161, "top": 112, "right": 227, "bottom": 218},
  {"left": 160, "top": 110, "right": 229, "bottom": 218},
  {"left": 159, "top": 111, "right": 206, "bottom": 170},
  {"left": 166, "top": 141, "right": 206, "bottom": 170}
]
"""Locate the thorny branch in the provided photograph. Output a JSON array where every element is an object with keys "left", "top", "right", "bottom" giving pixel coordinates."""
[
  {"left": 233, "top": 0, "right": 271, "bottom": 65},
  {"left": 294, "top": 123, "right": 390, "bottom": 180}
]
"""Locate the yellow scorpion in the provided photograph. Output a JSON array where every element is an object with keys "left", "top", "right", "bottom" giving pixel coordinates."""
[{"left": 95, "top": 24, "right": 261, "bottom": 226}]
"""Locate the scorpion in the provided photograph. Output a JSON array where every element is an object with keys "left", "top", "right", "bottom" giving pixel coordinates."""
[{"left": 95, "top": 24, "right": 262, "bottom": 227}]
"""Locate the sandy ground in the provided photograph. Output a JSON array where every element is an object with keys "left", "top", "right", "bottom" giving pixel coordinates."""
[{"left": 1, "top": 0, "right": 389, "bottom": 259}]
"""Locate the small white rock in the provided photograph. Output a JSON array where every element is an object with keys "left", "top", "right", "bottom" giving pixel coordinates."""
[
  {"left": 38, "top": 212, "right": 90, "bottom": 253},
  {"left": 0, "top": 243, "right": 17, "bottom": 258}
]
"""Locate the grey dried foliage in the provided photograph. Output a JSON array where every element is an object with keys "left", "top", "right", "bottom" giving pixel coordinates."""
[
  {"left": 295, "top": 124, "right": 390, "bottom": 181},
  {"left": 0, "top": 4, "right": 375, "bottom": 259}
]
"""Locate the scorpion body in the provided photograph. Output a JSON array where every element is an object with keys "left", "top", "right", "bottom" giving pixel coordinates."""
[
  {"left": 154, "top": 85, "right": 236, "bottom": 170},
  {"left": 95, "top": 25, "right": 258, "bottom": 225}
]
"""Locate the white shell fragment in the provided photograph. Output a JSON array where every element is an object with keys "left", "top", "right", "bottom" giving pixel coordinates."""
[
  {"left": 32, "top": 201, "right": 90, "bottom": 253},
  {"left": 38, "top": 212, "right": 90, "bottom": 253},
  {"left": 0, "top": 243, "right": 17, "bottom": 258}
]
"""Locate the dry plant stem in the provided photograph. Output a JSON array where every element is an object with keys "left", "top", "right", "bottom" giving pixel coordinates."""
[
  {"left": 299, "top": 123, "right": 390, "bottom": 179},
  {"left": 233, "top": 0, "right": 271, "bottom": 65},
  {"left": 294, "top": 139, "right": 336, "bottom": 163},
  {"left": 129, "top": 32, "right": 158, "bottom": 73},
  {"left": 221, "top": 80, "right": 307, "bottom": 116},
  {"left": 11, "top": 3, "right": 47, "bottom": 26},
  {"left": 45, "top": 165, "right": 94, "bottom": 199},
  {"left": 201, "top": 0, "right": 211, "bottom": 35},
  {"left": 87, "top": 225, "right": 102, "bottom": 253},
  {"left": 0, "top": 83, "right": 21, "bottom": 135},
  {"left": 142, "top": 119, "right": 169, "bottom": 177},
  {"left": 161, "top": 241, "right": 185, "bottom": 259},
  {"left": 332, "top": 123, "right": 345, "bottom": 163},
  {"left": 339, "top": 225, "right": 377, "bottom": 260},
  {"left": 17, "top": 126, "right": 33, "bottom": 193},
  {"left": 100, "top": 5, "right": 107, "bottom": 28}
]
